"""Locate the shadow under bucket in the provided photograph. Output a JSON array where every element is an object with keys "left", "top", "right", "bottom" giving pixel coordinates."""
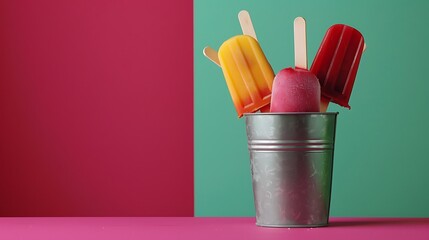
[{"left": 244, "top": 112, "right": 338, "bottom": 228}]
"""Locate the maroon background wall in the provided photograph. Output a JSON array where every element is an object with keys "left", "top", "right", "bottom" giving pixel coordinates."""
[{"left": 0, "top": 0, "right": 193, "bottom": 216}]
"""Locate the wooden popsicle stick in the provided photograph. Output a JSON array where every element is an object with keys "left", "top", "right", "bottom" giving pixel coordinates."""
[
  {"left": 238, "top": 10, "right": 258, "bottom": 40},
  {"left": 203, "top": 46, "right": 221, "bottom": 67},
  {"left": 294, "top": 17, "right": 307, "bottom": 69}
]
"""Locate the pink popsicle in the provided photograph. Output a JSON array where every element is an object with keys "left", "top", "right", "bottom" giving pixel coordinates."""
[
  {"left": 270, "top": 17, "right": 321, "bottom": 113},
  {"left": 270, "top": 67, "right": 321, "bottom": 112}
]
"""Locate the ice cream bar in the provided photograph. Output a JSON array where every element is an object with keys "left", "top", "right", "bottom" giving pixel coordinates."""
[
  {"left": 310, "top": 24, "right": 365, "bottom": 110},
  {"left": 270, "top": 68, "right": 321, "bottom": 112},
  {"left": 218, "top": 35, "right": 274, "bottom": 117},
  {"left": 270, "top": 17, "right": 320, "bottom": 113}
]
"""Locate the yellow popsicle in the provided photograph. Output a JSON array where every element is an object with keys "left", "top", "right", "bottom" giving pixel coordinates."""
[{"left": 218, "top": 35, "right": 274, "bottom": 118}]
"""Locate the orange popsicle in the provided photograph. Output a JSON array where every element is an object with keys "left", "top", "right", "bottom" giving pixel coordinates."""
[{"left": 218, "top": 35, "right": 274, "bottom": 117}]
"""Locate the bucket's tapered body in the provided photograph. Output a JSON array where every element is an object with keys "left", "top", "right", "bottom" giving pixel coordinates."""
[{"left": 245, "top": 113, "right": 338, "bottom": 227}]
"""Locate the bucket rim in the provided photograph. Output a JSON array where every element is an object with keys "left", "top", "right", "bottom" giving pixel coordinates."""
[{"left": 244, "top": 112, "right": 339, "bottom": 116}]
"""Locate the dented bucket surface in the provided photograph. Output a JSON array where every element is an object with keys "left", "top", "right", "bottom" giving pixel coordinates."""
[{"left": 244, "top": 112, "right": 338, "bottom": 227}]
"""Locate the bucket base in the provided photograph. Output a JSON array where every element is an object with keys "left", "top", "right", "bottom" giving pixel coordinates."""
[{"left": 256, "top": 222, "right": 328, "bottom": 228}]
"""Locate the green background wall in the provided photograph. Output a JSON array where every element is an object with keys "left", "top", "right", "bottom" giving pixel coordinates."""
[{"left": 195, "top": 0, "right": 429, "bottom": 217}]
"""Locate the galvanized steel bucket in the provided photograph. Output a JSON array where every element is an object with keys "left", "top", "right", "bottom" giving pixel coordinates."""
[{"left": 244, "top": 112, "right": 338, "bottom": 227}]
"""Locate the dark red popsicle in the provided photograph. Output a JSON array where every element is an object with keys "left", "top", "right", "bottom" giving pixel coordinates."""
[{"left": 310, "top": 24, "right": 364, "bottom": 111}]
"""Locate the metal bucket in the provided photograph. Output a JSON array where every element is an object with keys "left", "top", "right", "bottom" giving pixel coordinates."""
[{"left": 244, "top": 112, "right": 338, "bottom": 227}]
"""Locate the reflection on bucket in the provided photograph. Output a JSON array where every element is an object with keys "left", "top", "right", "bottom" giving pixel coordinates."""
[{"left": 245, "top": 113, "right": 338, "bottom": 227}]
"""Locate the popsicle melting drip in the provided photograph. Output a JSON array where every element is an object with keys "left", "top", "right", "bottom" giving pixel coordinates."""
[
  {"left": 218, "top": 35, "right": 274, "bottom": 117},
  {"left": 310, "top": 24, "right": 364, "bottom": 109}
]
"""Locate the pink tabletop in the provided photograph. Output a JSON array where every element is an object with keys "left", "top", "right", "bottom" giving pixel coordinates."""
[{"left": 0, "top": 217, "right": 427, "bottom": 240}]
